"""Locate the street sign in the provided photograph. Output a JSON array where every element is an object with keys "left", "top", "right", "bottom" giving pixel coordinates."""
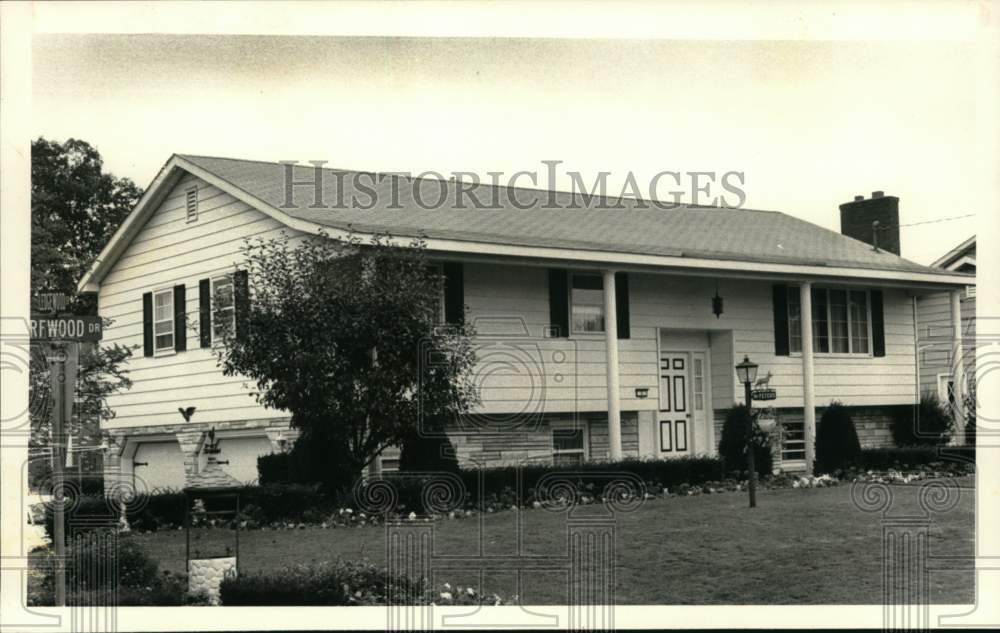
[
  {"left": 34, "top": 292, "right": 68, "bottom": 314},
  {"left": 30, "top": 315, "right": 103, "bottom": 342},
  {"left": 750, "top": 388, "right": 777, "bottom": 401}
]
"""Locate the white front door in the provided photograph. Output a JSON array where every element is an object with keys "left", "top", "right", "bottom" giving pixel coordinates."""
[{"left": 659, "top": 352, "right": 691, "bottom": 454}]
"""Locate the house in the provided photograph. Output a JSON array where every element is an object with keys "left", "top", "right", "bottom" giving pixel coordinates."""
[
  {"left": 77, "top": 156, "right": 974, "bottom": 492},
  {"left": 916, "top": 236, "right": 976, "bottom": 427}
]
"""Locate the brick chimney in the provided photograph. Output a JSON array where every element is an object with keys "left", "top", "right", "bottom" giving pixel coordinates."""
[{"left": 839, "top": 191, "right": 900, "bottom": 255}]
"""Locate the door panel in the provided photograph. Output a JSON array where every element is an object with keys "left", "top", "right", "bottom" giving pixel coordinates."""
[
  {"left": 659, "top": 352, "right": 690, "bottom": 454},
  {"left": 132, "top": 441, "right": 186, "bottom": 493}
]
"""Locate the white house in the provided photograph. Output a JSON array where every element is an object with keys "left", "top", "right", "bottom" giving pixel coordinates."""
[
  {"left": 916, "top": 236, "right": 976, "bottom": 417},
  {"left": 77, "top": 156, "right": 974, "bottom": 492}
]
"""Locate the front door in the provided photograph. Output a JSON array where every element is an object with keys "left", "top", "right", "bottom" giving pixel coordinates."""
[{"left": 659, "top": 352, "right": 690, "bottom": 454}]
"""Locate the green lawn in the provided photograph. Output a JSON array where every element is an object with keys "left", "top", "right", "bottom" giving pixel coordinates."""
[{"left": 131, "top": 479, "right": 975, "bottom": 605}]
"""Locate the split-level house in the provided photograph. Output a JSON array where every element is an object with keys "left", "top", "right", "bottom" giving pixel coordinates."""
[
  {"left": 916, "top": 236, "right": 976, "bottom": 414},
  {"left": 78, "top": 156, "right": 975, "bottom": 492}
]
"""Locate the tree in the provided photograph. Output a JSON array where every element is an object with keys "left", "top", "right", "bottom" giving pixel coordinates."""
[
  {"left": 29, "top": 138, "right": 141, "bottom": 490},
  {"left": 216, "top": 231, "right": 479, "bottom": 492}
]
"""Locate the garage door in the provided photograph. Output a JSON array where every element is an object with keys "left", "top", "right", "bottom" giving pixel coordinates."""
[
  {"left": 132, "top": 441, "right": 186, "bottom": 493},
  {"left": 216, "top": 437, "right": 274, "bottom": 485}
]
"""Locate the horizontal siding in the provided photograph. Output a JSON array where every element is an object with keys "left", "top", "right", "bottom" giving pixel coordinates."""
[
  {"left": 917, "top": 290, "right": 976, "bottom": 396},
  {"left": 100, "top": 173, "right": 297, "bottom": 431},
  {"left": 100, "top": 175, "right": 922, "bottom": 431}
]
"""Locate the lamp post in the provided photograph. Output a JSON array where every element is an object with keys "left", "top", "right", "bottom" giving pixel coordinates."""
[{"left": 735, "top": 355, "right": 759, "bottom": 508}]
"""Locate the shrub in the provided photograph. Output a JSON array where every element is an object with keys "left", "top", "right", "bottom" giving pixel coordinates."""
[
  {"left": 220, "top": 559, "right": 425, "bottom": 606},
  {"left": 815, "top": 402, "right": 862, "bottom": 474},
  {"left": 718, "top": 405, "right": 773, "bottom": 477},
  {"left": 891, "top": 393, "right": 954, "bottom": 447},
  {"left": 398, "top": 431, "right": 459, "bottom": 474},
  {"left": 257, "top": 452, "right": 293, "bottom": 485},
  {"left": 964, "top": 384, "right": 976, "bottom": 445},
  {"left": 27, "top": 535, "right": 201, "bottom": 606},
  {"left": 860, "top": 445, "right": 975, "bottom": 470}
]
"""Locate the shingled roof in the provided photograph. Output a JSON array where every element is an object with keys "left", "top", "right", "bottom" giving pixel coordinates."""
[{"left": 178, "top": 154, "right": 956, "bottom": 277}]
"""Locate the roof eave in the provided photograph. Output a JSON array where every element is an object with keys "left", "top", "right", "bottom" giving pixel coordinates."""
[{"left": 79, "top": 154, "right": 976, "bottom": 294}]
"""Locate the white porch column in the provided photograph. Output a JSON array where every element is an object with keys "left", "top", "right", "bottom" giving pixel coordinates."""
[
  {"left": 950, "top": 289, "right": 966, "bottom": 438},
  {"left": 603, "top": 270, "right": 623, "bottom": 461},
  {"left": 800, "top": 282, "right": 817, "bottom": 473}
]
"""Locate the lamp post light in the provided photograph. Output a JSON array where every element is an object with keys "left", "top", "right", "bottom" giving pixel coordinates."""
[{"left": 735, "top": 355, "right": 759, "bottom": 508}]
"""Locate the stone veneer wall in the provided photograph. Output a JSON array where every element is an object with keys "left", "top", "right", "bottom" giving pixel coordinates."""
[
  {"left": 103, "top": 417, "right": 296, "bottom": 495},
  {"left": 446, "top": 412, "right": 640, "bottom": 467},
  {"left": 714, "top": 404, "right": 909, "bottom": 472},
  {"left": 188, "top": 556, "right": 237, "bottom": 605}
]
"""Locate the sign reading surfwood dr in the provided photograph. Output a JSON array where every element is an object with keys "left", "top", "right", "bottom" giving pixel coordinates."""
[{"left": 30, "top": 315, "right": 103, "bottom": 342}]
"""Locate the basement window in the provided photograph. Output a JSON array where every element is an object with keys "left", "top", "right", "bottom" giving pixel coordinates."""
[
  {"left": 185, "top": 187, "right": 199, "bottom": 223},
  {"left": 552, "top": 425, "right": 586, "bottom": 466}
]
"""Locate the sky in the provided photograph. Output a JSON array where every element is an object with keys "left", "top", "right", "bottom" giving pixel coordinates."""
[{"left": 33, "top": 33, "right": 981, "bottom": 265}]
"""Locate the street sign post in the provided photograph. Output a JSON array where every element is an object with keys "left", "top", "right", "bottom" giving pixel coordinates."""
[
  {"left": 30, "top": 292, "right": 96, "bottom": 607},
  {"left": 30, "top": 315, "right": 102, "bottom": 342}
]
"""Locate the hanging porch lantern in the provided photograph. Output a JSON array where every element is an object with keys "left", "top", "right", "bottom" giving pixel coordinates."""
[{"left": 712, "top": 280, "right": 724, "bottom": 318}]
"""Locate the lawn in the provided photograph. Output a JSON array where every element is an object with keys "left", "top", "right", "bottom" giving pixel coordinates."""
[{"left": 131, "top": 479, "right": 975, "bottom": 605}]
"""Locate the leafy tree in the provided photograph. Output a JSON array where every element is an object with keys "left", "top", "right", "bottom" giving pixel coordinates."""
[
  {"left": 216, "top": 231, "right": 478, "bottom": 492},
  {"left": 29, "top": 138, "right": 141, "bottom": 490}
]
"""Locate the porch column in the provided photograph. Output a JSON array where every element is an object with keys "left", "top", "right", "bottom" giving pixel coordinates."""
[
  {"left": 603, "top": 270, "right": 623, "bottom": 461},
  {"left": 800, "top": 282, "right": 817, "bottom": 473},
  {"left": 950, "top": 289, "right": 966, "bottom": 439}
]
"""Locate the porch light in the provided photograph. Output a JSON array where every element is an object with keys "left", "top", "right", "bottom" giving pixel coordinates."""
[
  {"left": 735, "top": 356, "right": 759, "bottom": 386},
  {"left": 712, "top": 281, "right": 724, "bottom": 318},
  {"left": 634, "top": 387, "right": 650, "bottom": 399}
]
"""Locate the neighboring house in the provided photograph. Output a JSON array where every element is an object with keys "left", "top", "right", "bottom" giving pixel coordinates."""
[
  {"left": 77, "top": 157, "right": 974, "bottom": 492},
  {"left": 916, "top": 236, "right": 976, "bottom": 415}
]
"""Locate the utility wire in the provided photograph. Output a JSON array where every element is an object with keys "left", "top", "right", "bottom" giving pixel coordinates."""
[{"left": 876, "top": 214, "right": 975, "bottom": 231}]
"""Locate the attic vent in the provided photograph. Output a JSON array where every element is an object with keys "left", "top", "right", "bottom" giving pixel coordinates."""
[{"left": 185, "top": 187, "right": 199, "bottom": 222}]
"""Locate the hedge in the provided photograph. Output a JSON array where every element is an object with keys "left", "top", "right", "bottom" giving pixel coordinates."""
[
  {"left": 220, "top": 559, "right": 425, "bottom": 606},
  {"left": 859, "top": 445, "right": 975, "bottom": 470}
]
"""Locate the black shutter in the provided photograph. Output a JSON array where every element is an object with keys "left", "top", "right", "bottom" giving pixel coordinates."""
[
  {"left": 199, "top": 279, "right": 211, "bottom": 348},
  {"left": 234, "top": 270, "right": 249, "bottom": 342},
  {"left": 772, "top": 284, "right": 790, "bottom": 356},
  {"left": 142, "top": 292, "right": 153, "bottom": 357},
  {"left": 548, "top": 269, "right": 569, "bottom": 337},
  {"left": 173, "top": 285, "right": 186, "bottom": 352},
  {"left": 870, "top": 289, "right": 885, "bottom": 357},
  {"left": 443, "top": 262, "right": 465, "bottom": 325},
  {"left": 615, "top": 272, "right": 630, "bottom": 339}
]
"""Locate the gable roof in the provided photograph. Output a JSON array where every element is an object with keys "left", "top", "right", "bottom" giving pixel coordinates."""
[
  {"left": 78, "top": 154, "right": 974, "bottom": 292},
  {"left": 931, "top": 235, "right": 976, "bottom": 271}
]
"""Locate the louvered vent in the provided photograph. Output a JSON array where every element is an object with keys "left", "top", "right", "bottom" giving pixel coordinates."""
[{"left": 185, "top": 187, "right": 199, "bottom": 222}]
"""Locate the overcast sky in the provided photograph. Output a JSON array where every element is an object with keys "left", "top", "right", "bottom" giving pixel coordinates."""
[{"left": 33, "top": 34, "right": 979, "bottom": 264}]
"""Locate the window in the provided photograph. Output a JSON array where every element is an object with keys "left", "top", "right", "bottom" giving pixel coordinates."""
[
  {"left": 552, "top": 426, "right": 585, "bottom": 465},
  {"left": 153, "top": 289, "right": 174, "bottom": 352},
  {"left": 781, "top": 419, "right": 806, "bottom": 462},
  {"left": 185, "top": 187, "right": 199, "bottom": 222},
  {"left": 788, "top": 288, "right": 871, "bottom": 355},
  {"left": 571, "top": 273, "right": 604, "bottom": 333},
  {"left": 211, "top": 276, "right": 235, "bottom": 342}
]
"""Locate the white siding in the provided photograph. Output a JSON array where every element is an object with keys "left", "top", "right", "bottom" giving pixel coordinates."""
[
  {"left": 99, "top": 174, "right": 921, "bottom": 432},
  {"left": 100, "top": 173, "right": 299, "bottom": 430}
]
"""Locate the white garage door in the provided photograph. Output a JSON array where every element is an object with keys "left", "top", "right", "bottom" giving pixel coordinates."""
[
  {"left": 132, "top": 441, "right": 186, "bottom": 493},
  {"left": 216, "top": 437, "right": 274, "bottom": 485}
]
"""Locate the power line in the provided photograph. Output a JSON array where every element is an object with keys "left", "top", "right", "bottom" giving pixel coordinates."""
[{"left": 878, "top": 214, "right": 975, "bottom": 230}]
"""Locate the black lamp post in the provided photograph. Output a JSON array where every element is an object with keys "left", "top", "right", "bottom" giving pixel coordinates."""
[{"left": 735, "top": 355, "right": 759, "bottom": 508}]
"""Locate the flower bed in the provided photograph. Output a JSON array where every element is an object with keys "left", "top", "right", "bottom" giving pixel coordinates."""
[{"left": 219, "top": 558, "right": 511, "bottom": 606}]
